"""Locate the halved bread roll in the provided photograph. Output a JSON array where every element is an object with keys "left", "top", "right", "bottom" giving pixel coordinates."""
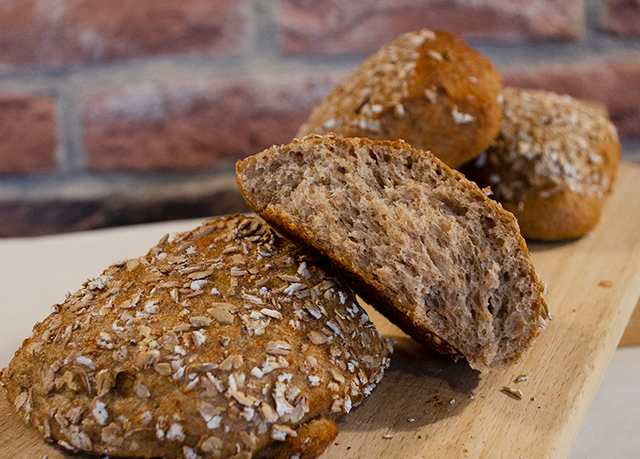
[{"left": 237, "top": 135, "right": 549, "bottom": 372}]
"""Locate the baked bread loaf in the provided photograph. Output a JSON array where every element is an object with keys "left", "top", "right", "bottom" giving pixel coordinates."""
[
  {"left": 296, "top": 29, "right": 503, "bottom": 169},
  {"left": 460, "top": 88, "right": 621, "bottom": 240},
  {"left": 1, "top": 215, "right": 392, "bottom": 458},
  {"left": 236, "top": 136, "right": 549, "bottom": 372}
]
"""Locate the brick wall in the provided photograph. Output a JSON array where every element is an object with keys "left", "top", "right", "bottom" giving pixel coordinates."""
[{"left": 1, "top": 0, "right": 639, "bottom": 236}]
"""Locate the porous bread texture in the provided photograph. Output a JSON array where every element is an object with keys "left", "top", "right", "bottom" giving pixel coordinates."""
[
  {"left": 460, "top": 88, "right": 621, "bottom": 240},
  {"left": 237, "top": 136, "right": 550, "bottom": 372},
  {"left": 296, "top": 29, "right": 503, "bottom": 169},
  {"left": 1, "top": 215, "right": 392, "bottom": 459}
]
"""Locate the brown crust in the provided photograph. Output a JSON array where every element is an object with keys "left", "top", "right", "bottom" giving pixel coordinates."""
[
  {"left": 296, "top": 29, "right": 503, "bottom": 169},
  {"left": 460, "top": 88, "right": 621, "bottom": 240},
  {"left": 1, "top": 215, "right": 392, "bottom": 458},
  {"left": 505, "top": 191, "right": 604, "bottom": 240},
  {"left": 256, "top": 416, "right": 339, "bottom": 459}
]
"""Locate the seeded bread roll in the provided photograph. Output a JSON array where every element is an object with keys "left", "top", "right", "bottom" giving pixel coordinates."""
[
  {"left": 296, "top": 29, "right": 503, "bottom": 169},
  {"left": 460, "top": 88, "right": 621, "bottom": 240},
  {"left": 236, "top": 136, "right": 549, "bottom": 372},
  {"left": 1, "top": 215, "right": 392, "bottom": 458}
]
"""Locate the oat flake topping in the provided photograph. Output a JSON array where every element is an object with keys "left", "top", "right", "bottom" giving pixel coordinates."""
[
  {"left": 1, "top": 215, "right": 392, "bottom": 459},
  {"left": 475, "top": 88, "right": 619, "bottom": 206}
]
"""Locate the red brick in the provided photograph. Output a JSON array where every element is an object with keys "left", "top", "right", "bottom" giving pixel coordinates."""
[
  {"left": 82, "top": 73, "right": 343, "bottom": 171},
  {"left": 502, "top": 60, "right": 640, "bottom": 139},
  {"left": 276, "top": 0, "right": 584, "bottom": 55},
  {"left": 601, "top": 0, "right": 640, "bottom": 36},
  {"left": 0, "top": 0, "right": 245, "bottom": 66},
  {"left": 0, "top": 95, "right": 57, "bottom": 175}
]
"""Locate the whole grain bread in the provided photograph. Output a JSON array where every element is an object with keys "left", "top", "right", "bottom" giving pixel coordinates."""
[
  {"left": 1, "top": 215, "right": 392, "bottom": 458},
  {"left": 236, "top": 136, "right": 550, "bottom": 372},
  {"left": 460, "top": 88, "right": 621, "bottom": 240},
  {"left": 296, "top": 29, "right": 503, "bottom": 169}
]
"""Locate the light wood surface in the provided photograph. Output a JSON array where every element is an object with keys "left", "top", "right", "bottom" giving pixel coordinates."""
[{"left": 2, "top": 163, "right": 640, "bottom": 459}]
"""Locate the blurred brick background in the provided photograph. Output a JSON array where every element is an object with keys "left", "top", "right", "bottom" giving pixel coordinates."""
[{"left": 1, "top": 0, "right": 639, "bottom": 236}]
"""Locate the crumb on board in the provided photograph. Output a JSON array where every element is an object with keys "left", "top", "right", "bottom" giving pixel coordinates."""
[
  {"left": 514, "top": 374, "right": 529, "bottom": 383},
  {"left": 502, "top": 386, "right": 524, "bottom": 400},
  {"left": 598, "top": 280, "right": 613, "bottom": 288}
]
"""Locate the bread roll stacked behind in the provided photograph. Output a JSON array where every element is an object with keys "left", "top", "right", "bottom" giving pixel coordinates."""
[
  {"left": 460, "top": 88, "right": 621, "bottom": 240},
  {"left": 297, "top": 29, "right": 503, "bottom": 169},
  {"left": 237, "top": 136, "right": 550, "bottom": 372},
  {"left": 1, "top": 215, "right": 392, "bottom": 459}
]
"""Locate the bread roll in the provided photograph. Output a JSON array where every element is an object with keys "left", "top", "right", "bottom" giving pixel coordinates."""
[
  {"left": 460, "top": 88, "right": 621, "bottom": 240},
  {"left": 1, "top": 215, "right": 392, "bottom": 458},
  {"left": 296, "top": 29, "right": 503, "bottom": 169},
  {"left": 236, "top": 136, "right": 549, "bottom": 372}
]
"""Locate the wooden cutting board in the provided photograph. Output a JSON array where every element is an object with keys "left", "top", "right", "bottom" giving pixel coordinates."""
[
  {"left": 620, "top": 299, "right": 640, "bottom": 346},
  {"left": 2, "top": 163, "right": 640, "bottom": 459}
]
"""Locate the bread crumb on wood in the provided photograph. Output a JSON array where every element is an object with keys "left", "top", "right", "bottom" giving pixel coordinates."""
[{"left": 501, "top": 387, "right": 524, "bottom": 400}]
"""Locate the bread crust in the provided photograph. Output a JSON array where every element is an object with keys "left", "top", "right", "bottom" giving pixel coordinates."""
[
  {"left": 256, "top": 416, "right": 338, "bottom": 459},
  {"left": 1, "top": 215, "right": 392, "bottom": 458},
  {"left": 296, "top": 29, "right": 503, "bottom": 169},
  {"left": 460, "top": 88, "right": 621, "bottom": 240},
  {"left": 237, "top": 136, "right": 549, "bottom": 372}
]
